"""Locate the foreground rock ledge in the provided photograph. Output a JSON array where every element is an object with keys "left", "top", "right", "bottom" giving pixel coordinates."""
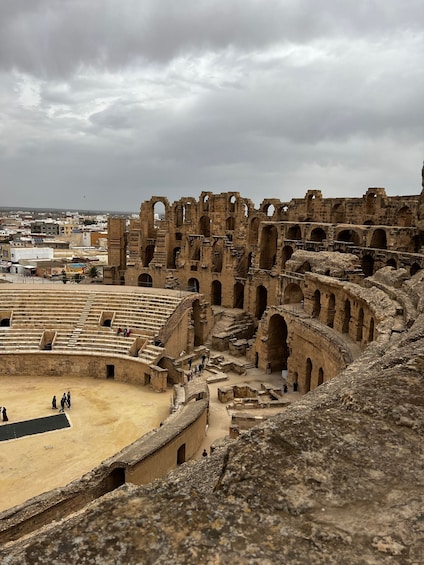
[{"left": 2, "top": 327, "right": 424, "bottom": 564}]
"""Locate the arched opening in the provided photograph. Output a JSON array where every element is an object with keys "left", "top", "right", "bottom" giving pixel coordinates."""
[
  {"left": 318, "top": 367, "right": 324, "bottom": 386},
  {"left": 174, "top": 204, "right": 184, "bottom": 227},
  {"left": 144, "top": 245, "right": 155, "bottom": 267},
  {"left": 233, "top": 282, "right": 244, "bottom": 309},
  {"left": 211, "top": 280, "right": 222, "bottom": 306},
  {"left": 212, "top": 240, "right": 223, "bottom": 273},
  {"left": 312, "top": 290, "right": 321, "bottom": 318},
  {"left": 170, "top": 247, "right": 181, "bottom": 269},
  {"left": 386, "top": 258, "right": 397, "bottom": 269},
  {"left": 248, "top": 217, "right": 260, "bottom": 245},
  {"left": 0, "top": 317, "right": 11, "bottom": 327},
  {"left": 199, "top": 216, "right": 211, "bottom": 238},
  {"left": 119, "top": 275, "right": 125, "bottom": 285},
  {"left": 397, "top": 206, "right": 413, "bottom": 227},
  {"left": 337, "top": 229, "right": 360, "bottom": 245},
  {"left": 192, "top": 299, "right": 202, "bottom": 346},
  {"left": 368, "top": 317, "right": 375, "bottom": 342},
  {"left": 362, "top": 254, "right": 374, "bottom": 277},
  {"left": 177, "top": 444, "right": 186, "bottom": 465},
  {"left": 310, "top": 227, "right": 326, "bottom": 242},
  {"left": 342, "top": 299, "right": 351, "bottom": 335},
  {"left": 283, "top": 283, "right": 304, "bottom": 304},
  {"left": 281, "top": 245, "right": 293, "bottom": 270},
  {"left": 259, "top": 225, "right": 278, "bottom": 269},
  {"left": 305, "top": 358, "right": 312, "bottom": 393},
  {"left": 265, "top": 203, "right": 275, "bottom": 218},
  {"left": 286, "top": 225, "right": 301, "bottom": 240},
  {"left": 188, "top": 278, "right": 200, "bottom": 293},
  {"left": 356, "top": 307, "right": 364, "bottom": 342},
  {"left": 226, "top": 216, "right": 235, "bottom": 231},
  {"left": 138, "top": 274, "right": 152, "bottom": 287},
  {"left": 411, "top": 263, "right": 421, "bottom": 276},
  {"left": 366, "top": 192, "right": 378, "bottom": 214},
  {"left": 330, "top": 203, "right": 345, "bottom": 223},
  {"left": 153, "top": 201, "right": 166, "bottom": 226},
  {"left": 247, "top": 252, "right": 253, "bottom": 273},
  {"left": 370, "top": 229, "right": 387, "bottom": 249},
  {"left": 256, "top": 285, "right": 268, "bottom": 319},
  {"left": 327, "top": 293, "right": 336, "bottom": 328},
  {"left": 229, "top": 195, "right": 237, "bottom": 213},
  {"left": 202, "top": 195, "right": 209, "bottom": 211},
  {"left": 268, "top": 314, "right": 289, "bottom": 371}
]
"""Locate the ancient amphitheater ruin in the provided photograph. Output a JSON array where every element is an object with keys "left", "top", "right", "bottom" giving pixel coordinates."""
[{"left": 2, "top": 168, "right": 424, "bottom": 563}]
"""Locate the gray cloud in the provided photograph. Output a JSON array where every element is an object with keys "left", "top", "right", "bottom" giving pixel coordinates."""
[{"left": 0, "top": 1, "right": 423, "bottom": 211}]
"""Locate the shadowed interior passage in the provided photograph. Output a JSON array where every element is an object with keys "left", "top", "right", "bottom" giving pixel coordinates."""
[{"left": 0, "top": 413, "right": 70, "bottom": 442}]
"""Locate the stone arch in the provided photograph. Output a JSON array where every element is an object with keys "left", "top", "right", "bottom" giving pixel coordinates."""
[
  {"left": 138, "top": 274, "right": 152, "bottom": 287},
  {"left": 188, "top": 278, "right": 199, "bottom": 293},
  {"left": 233, "top": 282, "right": 244, "bottom": 309},
  {"left": 318, "top": 367, "right": 324, "bottom": 386},
  {"left": 362, "top": 254, "right": 374, "bottom": 277},
  {"left": 356, "top": 307, "right": 364, "bottom": 342},
  {"left": 174, "top": 204, "right": 184, "bottom": 227},
  {"left": 397, "top": 206, "right": 413, "bottom": 227},
  {"left": 365, "top": 191, "right": 378, "bottom": 214},
  {"left": 281, "top": 245, "right": 293, "bottom": 270},
  {"left": 259, "top": 225, "right": 278, "bottom": 270},
  {"left": 330, "top": 203, "right": 345, "bottom": 223},
  {"left": 170, "top": 247, "right": 181, "bottom": 269},
  {"left": 286, "top": 225, "right": 301, "bottom": 240},
  {"left": 202, "top": 194, "right": 210, "bottom": 212},
  {"left": 386, "top": 258, "right": 397, "bottom": 269},
  {"left": 199, "top": 216, "right": 211, "bottom": 237},
  {"left": 211, "top": 280, "right": 222, "bottom": 306},
  {"left": 310, "top": 227, "right": 326, "bottom": 242},
  {"left": 368, "top": 317, "right": 375, "bottom": 342},
  {"left": 256, "top": 285, "right": 267, "bottom": 319},
  {"left": 327, "top": 293, "right": 336, "bottom": 328},
  {"left": 337, "top": 229, "right": 361, "bottom": 245},
  {"left": 229, "top": 194, "right": 237, "bottom": 213},
  {"left": 312, "top": 289, "right": 321, "bottom": 318},
  {"left": 370, "top": 228, "right": 387, "bottom": 249},
  {"left": 268, "top": 314, "right": 289, "bottom": 371},
  {"left": 226, "top": 216, "right": 235, "bottom": 231},
  {"left": 212, "top": 240, "right": 223, "bottom": 273},
  {"left": 283, "top": 283, "right": 304, "bottom": 304},
  {"left": 265, "top": 203, "right": 275, "bottom": 218},
  {"left": 305, "top": 358, "right": 312, "bottom": 393},
  {"left": 144, "top": 244, "right": 155, "bottom": 267},
  {"left": 411, "top": 263, "right": 421, "bottom": 276},
  {"left": 153, "top": 201, "right": 166, "bottom": 225},
  {"left": 248, "top": 217, "right": 260, "bottom": 245},
  {"left": 342, "top": 299, "right": 351, "bottom": 334}
]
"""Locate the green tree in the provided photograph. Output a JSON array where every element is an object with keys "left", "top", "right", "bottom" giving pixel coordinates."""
[{"left": 87, "top": 265, "right": 99, "bottom": 279}]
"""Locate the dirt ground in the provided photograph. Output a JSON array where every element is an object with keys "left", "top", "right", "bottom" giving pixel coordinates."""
[
  {"left": 0, "top": 375, "right": 172, "bottom": 513},
  {"left": 0, "top": 363, "right": 299, "bottom": 514}
]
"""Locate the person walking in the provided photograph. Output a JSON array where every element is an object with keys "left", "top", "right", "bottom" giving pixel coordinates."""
[
  {"left": 59, "top": 394, "right": 66, "bottom": 413},
  {"left": 52, "top": 395, "right": 57, "bottom": 409},
  {"left": 2, "top": 407, "right": 8, "bottom": 422},
  {"left": 67, "top": 391, "right": 71, "bottom": 409}
]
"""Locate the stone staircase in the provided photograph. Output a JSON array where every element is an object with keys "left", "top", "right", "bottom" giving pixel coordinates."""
[
  {"left": 138, "top": 341, "right": 164, "bottom": 365},
  {"left": 68, "top": 293, "right": 96, "bottom": 347},
  {"left": 207, "top": 308, "right": 257, "bottom": 351}
]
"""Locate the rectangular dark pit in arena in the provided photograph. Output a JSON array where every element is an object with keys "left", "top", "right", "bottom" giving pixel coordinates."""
[{"left": 0, "top": 413, "right": 70, "bottom": 441}]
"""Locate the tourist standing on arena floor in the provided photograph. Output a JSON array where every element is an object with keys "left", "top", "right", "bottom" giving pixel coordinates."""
[
  {"left": 67, "top": 391, "right": 71, "bottom": 408},
  {"left": 2, "top": 407, "right": 8, "bottom": 421},
  {"left": 52, "top": 395, "right": 57, "bottom": 409},
  {"left": 59, "top": 394, "right": 66, "bottom": 413}
]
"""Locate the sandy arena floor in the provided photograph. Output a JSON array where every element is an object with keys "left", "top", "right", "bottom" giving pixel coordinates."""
[
  {"left": 0, "top": 363, "right": 298, "bottom": 514},
  {"left": 0, "top": 375, "right": 172, "bottom": 512}
]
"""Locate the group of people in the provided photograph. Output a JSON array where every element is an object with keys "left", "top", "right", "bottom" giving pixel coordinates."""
[
  {"left": 0, "top": 406, "right": 8, "bottom": 422},
  {"left": 116, "top": 327, "right": 131, "bottom": 337},
  {"left": 186, "top": 353, "right": 209, "bottom": 381},
  {"left": 52, "top": 391, "right": 71, "bottom": 412}
]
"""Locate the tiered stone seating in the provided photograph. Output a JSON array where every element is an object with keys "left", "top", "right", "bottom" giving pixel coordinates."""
[{"left": 0, "top": 286, "right": 183, "bottom": 360}]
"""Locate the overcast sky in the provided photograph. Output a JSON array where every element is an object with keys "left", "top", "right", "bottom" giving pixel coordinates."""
[{"left": 1, "top": 0, "right": 424, "bottom": 212}]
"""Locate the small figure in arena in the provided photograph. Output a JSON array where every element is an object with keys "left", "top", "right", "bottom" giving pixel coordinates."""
[
  {"left": 52, "top": 395, "right": 57, "bottom": 409},
  {"left": 2, "top": 406, "right": 8, "bottom": 422}
]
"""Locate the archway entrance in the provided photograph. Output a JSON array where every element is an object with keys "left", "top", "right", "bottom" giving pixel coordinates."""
[
  {"left": 256, "top": 285, "right": 268, "bottom": 319},
  {"left": 211, "top": 280, "right": 222, "bottom": 306},
  {"left": 138, "top": 274, "right": 152, "bottom": 287},
  {"left": 268, "top": 314, "right": 289, "bottom": 371},
  {"left": 233, "top": 282, "right": 244, "bottom": 309}
]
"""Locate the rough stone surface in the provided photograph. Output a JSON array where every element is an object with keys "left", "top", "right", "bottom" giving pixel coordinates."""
[{"left": 2, "top": 316, "right": 424, "bottom": 564}]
